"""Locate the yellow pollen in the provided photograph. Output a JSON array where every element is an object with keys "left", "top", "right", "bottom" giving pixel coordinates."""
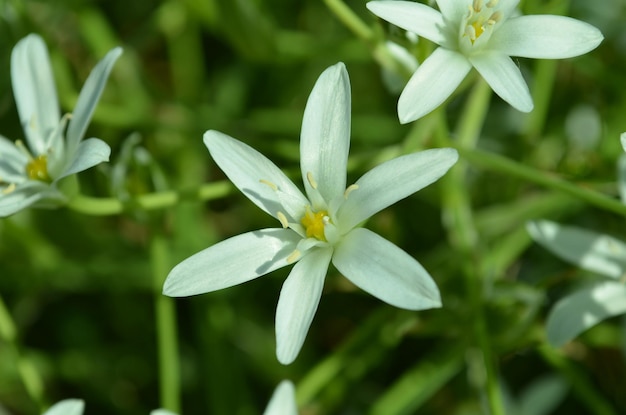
[
  {"left": 300, "top": 206, "right": 328, "bottom": 241},
  {"left": 286, "top": 250, "right": 301, "bottom": 264},
  {"left": 277, "top": 211, "right": 289, "bottom": 228},
  {"left": 259, "top": 179, "right": 278, "bottom": 191},
  {"left": 471, "top": 20, "right": 485, "bottom": 40},
  {"left": 2, "top": 183, "right": 16, "bottom": 195},
  {"left": 26, "top": 155, "right": 52, "bottom": 183},
  {"left": 343, "top": 184, "right": 359, "bottom": 199},
  {"left": 306, "top": 172, "right": 318, "bottom": 189}
]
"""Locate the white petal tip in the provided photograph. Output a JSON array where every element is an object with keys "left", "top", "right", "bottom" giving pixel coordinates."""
[{"left": 620, "top": 133, "right": 626, "bottom": 153}]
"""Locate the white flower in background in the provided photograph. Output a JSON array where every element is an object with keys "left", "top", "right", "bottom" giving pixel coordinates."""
[
  {"left": 0, "top": 34, "right": 121, "bottom": 217},
  {"left": 42, "top": 399, "right": 84, "bottom": 415},
  {"left": 526, "top": 134, "right": 626, "bottom": 347},
  {"left": 41, "top": 399, "right": 177, "bottom": 415},
  {"left": 366, "top": 0, "right": 604, "bottom": 123},
  {"left": 164, "top": 62, "right": 458, "bottom": 364},
  {"left": 264, "top": 380, "right": 298, "bottom": 415}
]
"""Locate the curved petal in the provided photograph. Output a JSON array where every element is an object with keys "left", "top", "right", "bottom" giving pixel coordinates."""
[
  {"left": 10, "top": 34, "right": 60, "bottom": 155},
  {"left": 546, "top": 282, "right": 626, "bottom": 347},
  {"left": 205, "top": 130, "right": 308, "bottom": 221},
  {"left": 163, "top": 228, "right": 301, "bottom": 297},
  {"left": 435, "top": 0, "right": 469, "bottom": 27},
  {"left": 469, "top": 52, "right": 533, "bottom": 112},
  {"left": 263, "top": 380, "right": 298, "bottom": 415},
  {"left": 491, "top": 15, "right": 603, "bottom": 59},
  {"left": 0, "top": 182, "right": 59, "bottom": 217},
  {"left": 300, "top": 63, "right": 350, "bottom": 207},
  {"left": 275, "top": 247, "right": 332, "bottom": 365},
  {"left": 43, "top": 399, "right": 84, "bottom": 415},
  {"left": 398, "top": 47, "right": 471, "bottom": 123},
  {"left": 333, "top": 228, "right": 441, "bottom": 310},
  {"left": 66, "top": 47, "right": 122, "bottom": 157},
  {"left": 0, "top": 135, "right": 28, "bottom": 181},
  {"left": 56, "top": 138, "right": 111, "bottom": 180},
  {"left": 150, "top": 410, "right": 178, "bottom": 415},
  {"left": 336, "top": 148, "right": 458, "bottom": 232},
  {"left": 527, "top": 220, "right": 626, "bottom": 279},
  {"left": 367, "top": 1, "right": 449, "bottom": 46}
]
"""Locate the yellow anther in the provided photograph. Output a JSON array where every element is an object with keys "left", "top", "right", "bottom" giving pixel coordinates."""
[
  {"left": 486, "top": 0, "right": 499, "bottom": 8},
  {"left": 489, "top": 11, "right": 502, "bottom": 23},
  {"left": 343, "top": 184, "right": 359, "bottom": 199},
  {"left": 2, "top": 183, "right": 16, "bottom": 195},
  {"left": 306, "top": 172, "right": 318, "bottom": 190},
  {"left": 473, "top": 0, "right": 483, "bottom": 12},
  {"left": 277, "top": 211, "right": 289, "bottom": 228},
  {"left": 286, "top": 250, "right": 301, "bottom": 264},
  {"left": 260, "top": 179, "right": 278, "bottom": 191},
  {"left": 300, "top": 206, "right": 328, "bottom": 241},
  {"left": 26, "top": 155, "right": 52, "bottom": 183}
]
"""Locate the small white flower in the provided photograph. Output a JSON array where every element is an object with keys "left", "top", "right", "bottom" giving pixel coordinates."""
[
  {"left": 0, "top": 34, "right": 121, "bottom": 217},
  {"left": 263, "top": 380, "right": 298, "bottom": 415},
  {"left": 366, "top": 0, "right": 604, "bottom": 123},
  {"left": 164, "top": 63, "right": 458, "bottom": 364},
  {"left": 42, "top": 399, "right": 84, "bottom": 415}
]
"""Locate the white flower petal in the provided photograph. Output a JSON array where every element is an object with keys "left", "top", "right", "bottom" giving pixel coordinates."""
[
  {"left": 150, "top": 410, "right": 178, "bottom": 415},
  {"left": 469, "top": 52, "right": 533, "bottom": 112},
  {"left": 263, "top": 380, "right": 298, "bottom": 415},
  {"left": 333, "top": 228, "right": 441, "bottom": 310},
  {"left": 495, "top": 0, "right": 521, "bottom": 20},
  {"left": 163, "top": 228, "right": 300, "bottom": 297},
  {"left": 204, "top": 130, "right": 308, "bottom": 221},
  {"left": 57, "top": 138, "right": 111, "bottom": 180},
  {"left": 435, "top": 0, "right": 469, "bottom": 26},
  {"left": 527, "top": 220, "right": 626, "bottom": 279},
  {"left": 43, "top": 399, "right": 84, "bottom": 415},
  {"left": 0, "top": 182, "right": 58, "bottom": 218},
  {"left": 546, "top": 281, "right": 626, "bottom": 347},
  {"left": 620, "top": 132, "right": 626, "bottom": 153},
  {"left": 367, "top": 1, "right": 448, "bottom": 46},
  {"left": 336, "top": 148, "right": 458, "bottom": 232},
  {"left": 0, "top": 135, "right": 28, "bottom": 181},
  {"left": 10, "top": 34, "right": 60, "bottom": 155},
  {"left": 275, "top": 247, "right": 332, "bottom": 365},
  {"left": 300, "top": 62, "right": 350, "bottom": 206},
  {"left": 398, "top": 47, "right": 471, "bottom": 123},
  {"left": 66, "top": 47, "right": 122, "bottom": 157},
  {"left": 491, "top": 15, "right": 603, "bottom": 59}
]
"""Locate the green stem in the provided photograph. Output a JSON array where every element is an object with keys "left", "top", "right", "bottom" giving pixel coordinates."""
[
  {"left": 437, "top": 79, "right": 507, "bottom": 415},
  {"left": 67, "top": 180, "right": 232, "bottom": 216},
  {"left": 151, "top": 233, "right": 181, "bottom": 413},
  {"left": 539, "top": 345, "right": 617, "bottom": 415},
  {"left": 457, "top": 146, "right": 626, "bottom": 217},
  {"left": 0, "top": 295, "right": 45, "bottom": 411},
  {"left": 323, "top": 0, "right": 373, "bottom": 42}
]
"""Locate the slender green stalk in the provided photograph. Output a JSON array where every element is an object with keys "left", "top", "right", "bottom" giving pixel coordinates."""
[
  {"left": 150, "top": 233, "right": 181, "bottom": 413},
  {"left": 0, "top": 295, "right": 45, "bottom": 412},
  {"left": 457, "top": 147, "right": 626, "bottom": 217},
  {"left": 539, "top": 345, "right": 617, "bottom": 415},
  {"left": 323, "top": 0, "right": 373, "bottom": 42},
  {"left": 437, "top": 79, "right": 507, "bottom": 415},
  {"left": 67, "top": 180, "right": 232, "bottom": 215}
]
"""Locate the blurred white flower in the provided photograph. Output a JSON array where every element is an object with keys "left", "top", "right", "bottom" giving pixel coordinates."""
[
  {"left": 0, "top": 34, "right": 121, "bottom": 217},
  {"left": 164, "top": 62, "right": 458, "bottom": 364},
  {"left": 366, "top": 0, "right": 604, "bottom": 123},
  {"left": 42, "top": 399, "right": 84, "bottom": 415},
  {"left": 263, "top": 380, "right": 298, "bottom": 415}
]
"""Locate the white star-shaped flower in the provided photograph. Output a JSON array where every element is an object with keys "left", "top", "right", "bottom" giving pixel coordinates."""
[
  {"left": 163, "top": 62, "right": 458, "bottom": 364},
  {"left": 366, "top": 0, "right": 603, "bottom": 123},
  {"left": 0, "top": 34, "right": 121, "bottom": 217},
  {"left": 264, "top": 380, "right": 298, "bottom": 415}
]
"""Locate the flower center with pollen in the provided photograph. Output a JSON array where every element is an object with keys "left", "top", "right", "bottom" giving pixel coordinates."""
[
  {"left": 462, "top": 0, "right": 502, "bottom": 48},
  {"left": 301, "top": 206, "right": 329, "bottom": 241},
  {"left": 26, "top": 155, "right": 52, "bottom": 183}
]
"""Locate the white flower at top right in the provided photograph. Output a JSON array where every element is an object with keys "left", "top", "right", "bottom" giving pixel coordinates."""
[{"left": 366, "top": 0, "right": 604, "bottom": 123}]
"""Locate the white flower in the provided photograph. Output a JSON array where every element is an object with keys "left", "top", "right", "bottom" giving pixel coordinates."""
[
  {"left": 42, "top": 399, "right": 84, "bottom": 415},
  {"left": 0, "top": 34, "right": 121, "bottom": 217},
  {"left": 366, "top": 0, "right": 603, "bottom": 123},
  {"left": 163, "top": 62, "right": 458, "bottom": 364},
  {"left": 263, "top": 380, "right": 298, "bottom": 415}
]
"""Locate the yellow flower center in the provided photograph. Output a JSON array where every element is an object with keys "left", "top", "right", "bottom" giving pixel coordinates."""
[
  {"left": 26, "top": 155, "right": 52, "bottom": 183},
  {"left": 462, "top": 0, "right": 502, "bottom": 45},
  {"left": 301, "top": 206, "right": 328, "bottom": 241}
]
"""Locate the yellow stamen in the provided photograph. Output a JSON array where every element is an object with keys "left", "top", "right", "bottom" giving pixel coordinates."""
[
  {"left": 26, "top": 155, "right": 52, "bottom": 183},
  {"left": 343, "top": 184, "right": 359, "bottom": 199},
  {"left": 300, "top": 206, "right": 328, "bottom": 241},
  {"left": 306, "top": 172, "right": 318, "bottom": 189},
  {"left": 259, "top": 179, "right": 278, "bottom": 191},
  {"left": 2, "top": 183, "right": 16, "bottom": 195},
  {"left": 277, "top": 211, "right": 289, "bottom": 228},
  {"left": 286, "top": 250, "right": 301, "bottom": 264}
]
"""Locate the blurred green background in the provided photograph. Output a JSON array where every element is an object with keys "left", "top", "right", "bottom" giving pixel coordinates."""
[{"left": 1, "top": 0, "right": 626, "bottom": 414}]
